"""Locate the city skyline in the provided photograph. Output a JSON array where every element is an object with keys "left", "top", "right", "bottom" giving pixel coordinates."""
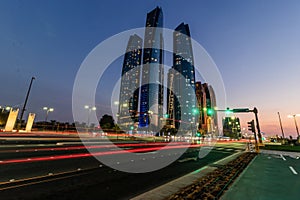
[
  {"left": 1, "top": 1, "right": 300, "bottom": 137},
  {"left": 115, "top": 7, "right": 217, "bottom": 135}
]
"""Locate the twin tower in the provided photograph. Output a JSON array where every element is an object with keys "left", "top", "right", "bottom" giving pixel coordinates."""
[{"left": 118, "top": 7, "right": 197, "bottom": 133}]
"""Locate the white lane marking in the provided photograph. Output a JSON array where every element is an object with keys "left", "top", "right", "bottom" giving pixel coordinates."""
[
  {"left": 289, "top": 166, "right": 298, "bottom": 175},
  {"left": 280, "top": 154, "right": 286, "bottom": 161}
]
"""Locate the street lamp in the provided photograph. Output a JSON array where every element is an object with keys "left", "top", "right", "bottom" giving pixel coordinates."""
[
  {"left": 84, "top": 105, "right": 96, "bottom": 127},
  {"left": 19, "top": 77, "right": 35, "bottom": 130},
  {"left": 288, "top": 114, "right": 300, "bottom": 138},
  {"left": 43, "top": 107, "right": 54, "bottom": 122},
  {"left": 5, "top": 106, "right": 11, "bottom": 111}
]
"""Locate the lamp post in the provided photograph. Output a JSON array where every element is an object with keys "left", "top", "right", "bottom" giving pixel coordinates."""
[
  {"left": 147, "top": 110, "right": 153, "bottom": 136},
  {"left": 19, "top": 76, "right": 35, "bottom": 130},
  {"left": 43, "top": 107, "right": 54, "bottom": 122},
  {"left": 288, "top": 114, "right": 300, "bottom": 138},
  {"left": 84, "top": 105, "right": 96, "bottom": 127}
]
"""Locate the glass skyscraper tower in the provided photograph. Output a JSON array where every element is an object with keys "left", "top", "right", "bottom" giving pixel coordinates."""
[
  {"left": 139, "top": 7, "right": 164, "bottom": 128},
  {"left": 167, "top": 23, "right": 196, "bottom": 130},
  {"left": 118, "top": 34, "right": 142, "bottom": 129}
]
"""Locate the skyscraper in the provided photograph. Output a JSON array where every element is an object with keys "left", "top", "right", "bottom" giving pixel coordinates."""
[
  {"left": 118, "top": 34, "right": 142, "bottom": 129},
  {"left": 139, "top": 7, "right": 164, "bottom": 129},
  {"left": 168, "top": 23, "right": 196, "bottom": 130}
]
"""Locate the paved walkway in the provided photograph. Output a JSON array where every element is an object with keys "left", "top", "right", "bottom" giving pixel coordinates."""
[{"left": 221, "top": 151, "right": 300, "bottom": 200}]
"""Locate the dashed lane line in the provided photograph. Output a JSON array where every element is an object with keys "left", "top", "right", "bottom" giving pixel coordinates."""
[
  {"left": 280, "top": 154, "right": 286, "bottom": 161},
  {"left": 289, "top": 166, "right": 298, "bottom": 175}
]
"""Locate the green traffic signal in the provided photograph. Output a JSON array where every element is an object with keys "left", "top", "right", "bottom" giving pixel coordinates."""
[
  {"left": 207, "top": 108, "right": 214, "bottom": 116},
  {"left": 164, "top": 114, "right": 169, "bottom": 118}
]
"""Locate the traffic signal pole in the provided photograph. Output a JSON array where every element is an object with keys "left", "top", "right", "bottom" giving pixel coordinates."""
[
  {"left": 252, "top": 107, "right": 263, "bottom": 144},
  {"left": 248, "top": 119, "right": 259, "bottom": 152},
  {"left": 217, "top": 107, "right": 263, "bottom": 150}
]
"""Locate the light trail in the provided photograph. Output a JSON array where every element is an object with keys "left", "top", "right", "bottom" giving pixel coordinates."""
[
  {"left": 0, "top": 142, "right": 190, "bottom": 154},
  {"left": 0, "top": 143, "right": 206, "bottom": 165}
]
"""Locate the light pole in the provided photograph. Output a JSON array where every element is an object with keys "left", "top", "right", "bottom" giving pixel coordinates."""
[
  {"left": 19, "top": 76, "right": 35, "bottom": 130},
  {"left": 278, "top": 112, "right": 285, "bottom": 139},
  {"left": 43, "top": 107, "right": 54, "bottom": 122},
  {"left": 148, "top": 110, "right": 152, "bottom": 135},
  {"left": 84, "top": 105, "right": 96, "bottom": 127},
  {"left": 192, "top": 108, "right": 199, "bottom": 136},
  {"left": 288, "top": 114, "right": 300, "bottom": 138}
]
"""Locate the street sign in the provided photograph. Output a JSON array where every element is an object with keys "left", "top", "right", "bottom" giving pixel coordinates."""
[{"left": 232, "top": 108, "right": 250, "bottom": 113}]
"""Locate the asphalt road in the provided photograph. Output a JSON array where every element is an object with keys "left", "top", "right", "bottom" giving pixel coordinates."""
[{"left": 0, "top": 136, "right": 245, "bottom": 200}]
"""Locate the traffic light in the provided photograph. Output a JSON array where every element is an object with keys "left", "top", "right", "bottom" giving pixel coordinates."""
[
  {"left": 247, "top": 120, "right": 255, "bottom": 133},
  {"left": 130, "top": 126, "right": 134, "bottom": 130},
  {"left": 164, "top": 114, "right": 169, "bottom": 118},
  {"left": 196, "top": 132, "right": 201, "bottom": 137},
  {"left": 207, "top": 108, "right": 214, "bottom": 116}
]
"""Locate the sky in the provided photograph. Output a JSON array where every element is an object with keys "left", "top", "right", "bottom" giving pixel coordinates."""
[{"left": 0, "top": 0, "right": 300, "bottom": 137}]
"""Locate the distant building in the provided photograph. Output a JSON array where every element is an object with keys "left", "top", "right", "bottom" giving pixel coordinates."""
[
  {"left": 139, "top": 7, "right": 164, "bottom": 128},
  {"left": 222, "top": 116, "right": 241, "bottom": 138},
  {"left": 195, "top": 82, "right": 218, "bottom": 135},
  {"left": 118, "top": 34, "right": 142, "bottom": 129},
  {"left": 195, "top": 81, "right": 207, "bottom": 133}
]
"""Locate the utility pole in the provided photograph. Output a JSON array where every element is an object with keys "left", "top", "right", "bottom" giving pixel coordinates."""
[
  {"left": 277, "top": 112, "right": 285, "bottom": 139},
  {"left": 19, "top": 77, "right": 35, "bottom": 130}
]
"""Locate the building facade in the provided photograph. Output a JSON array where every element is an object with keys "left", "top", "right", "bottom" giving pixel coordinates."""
[
  {"left": 194, "top": 82, "right": 218, "bottom": 135},
  {"left": 222, "top": 116, "right": 241, "bottom": 139},
  {"left": 139, "top": 7, "right": 164, "bottom": 129},
  {"left": 118, "top": 34, "right": 142, "bottom": 129},
  {"left": 167, "top": 23, "right": 196, "bottom": 131}
]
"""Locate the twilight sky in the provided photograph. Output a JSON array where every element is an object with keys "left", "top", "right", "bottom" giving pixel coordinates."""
[{"left": 0, "top": 0, "right": 300, "bottom": 137}]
